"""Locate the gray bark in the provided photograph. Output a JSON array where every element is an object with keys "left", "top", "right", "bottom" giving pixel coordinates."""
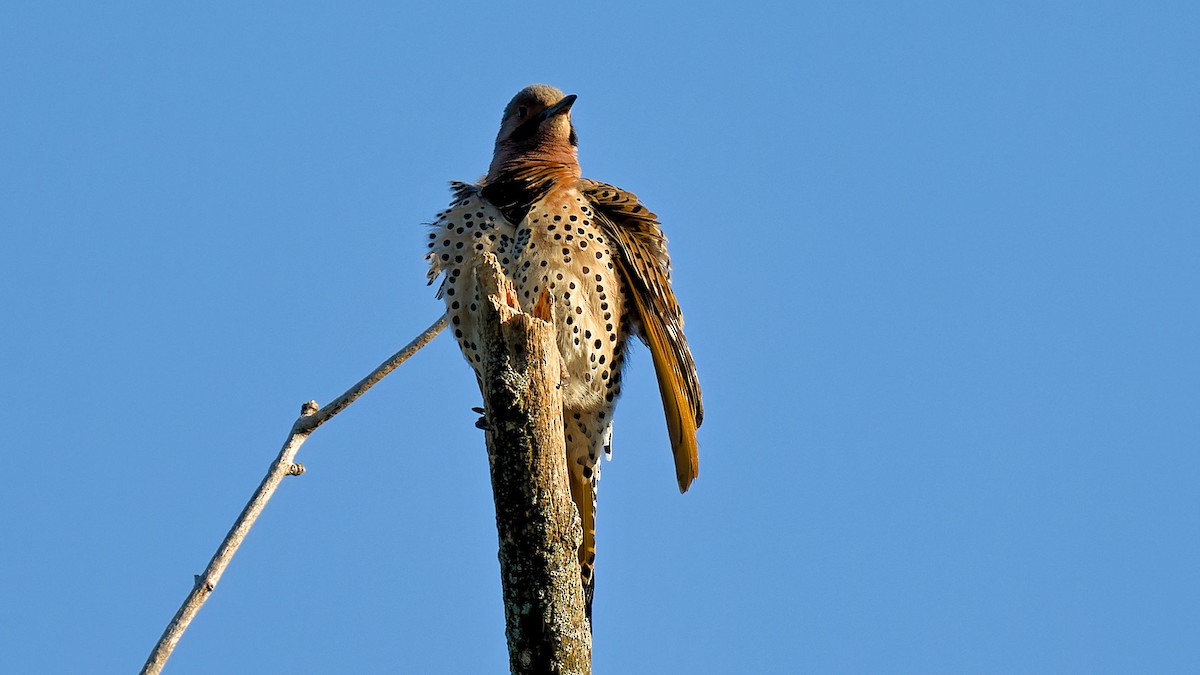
[{"left": 473, "top": 254, "right": 593, "bottom": 674}]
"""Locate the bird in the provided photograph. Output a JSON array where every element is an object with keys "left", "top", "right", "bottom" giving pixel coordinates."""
[{"left": 425, "top": 84, "right": 703, "bottom": 620}]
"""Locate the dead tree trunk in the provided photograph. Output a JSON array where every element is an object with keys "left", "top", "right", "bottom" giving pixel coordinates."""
[{"left": 472, "top": 254, "right": 592, "bottom": 674}]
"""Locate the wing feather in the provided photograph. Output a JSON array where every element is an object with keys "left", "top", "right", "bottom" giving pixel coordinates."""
[{"left": 582, "top": 179, "right": 703, "bottom": 492}]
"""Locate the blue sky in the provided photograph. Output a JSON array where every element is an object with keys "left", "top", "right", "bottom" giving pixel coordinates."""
[{"left": 2, "top": 2, "right": 1197, "bottom": 673}]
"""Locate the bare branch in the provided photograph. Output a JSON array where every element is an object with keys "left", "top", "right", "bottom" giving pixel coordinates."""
[
  {"left": 298, "top": 313, "right": 449, "bottom": 432},
  {"left": 140, "top": 314, "right": 447, "bottom": 675}
]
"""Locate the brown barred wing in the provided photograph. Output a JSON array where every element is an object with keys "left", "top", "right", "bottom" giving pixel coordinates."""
[{"left": 581, "top": 179, "right": 703, "bottom": 493}]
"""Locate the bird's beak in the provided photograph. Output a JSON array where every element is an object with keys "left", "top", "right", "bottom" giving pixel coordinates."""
[{"left": 541, "top": 94, "right": 577, "bottom": 120}]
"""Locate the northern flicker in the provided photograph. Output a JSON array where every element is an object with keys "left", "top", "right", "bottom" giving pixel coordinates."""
[{"left": 425, "top": 84, "right": 703, "bottom": 618}]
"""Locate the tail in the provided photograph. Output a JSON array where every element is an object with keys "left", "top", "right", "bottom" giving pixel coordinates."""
[
  {"left": 565, "top": 409, "right": 607, "bottom": 626},
  {"left": 567, "top": 462, "right": 597, "bottom": 622}
]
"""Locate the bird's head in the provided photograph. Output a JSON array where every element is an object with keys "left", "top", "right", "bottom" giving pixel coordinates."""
[{"left": 488, "top": 84, "right": 579, "bottom": 180}]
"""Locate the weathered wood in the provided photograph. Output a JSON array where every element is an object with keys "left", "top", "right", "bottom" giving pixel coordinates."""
[{"left": 473, "top": 253, "right": 592, "bottom": 674}]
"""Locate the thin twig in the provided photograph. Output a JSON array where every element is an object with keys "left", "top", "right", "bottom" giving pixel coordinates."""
[{"left": 140, "top": 314, "right": 448, "bottom": 675}]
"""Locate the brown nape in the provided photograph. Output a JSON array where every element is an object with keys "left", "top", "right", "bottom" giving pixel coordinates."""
[{"left": 488, "top": 85, "right": 579, "bottom": 181}]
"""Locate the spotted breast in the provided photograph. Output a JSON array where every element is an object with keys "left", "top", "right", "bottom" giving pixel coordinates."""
[{"left": 425, "top": 84, "right": 703, "bottom": 621}]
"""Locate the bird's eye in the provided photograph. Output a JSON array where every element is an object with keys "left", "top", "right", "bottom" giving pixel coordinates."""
[{"left": 517, "top": 105, "right": 528, "bottom": 118}]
